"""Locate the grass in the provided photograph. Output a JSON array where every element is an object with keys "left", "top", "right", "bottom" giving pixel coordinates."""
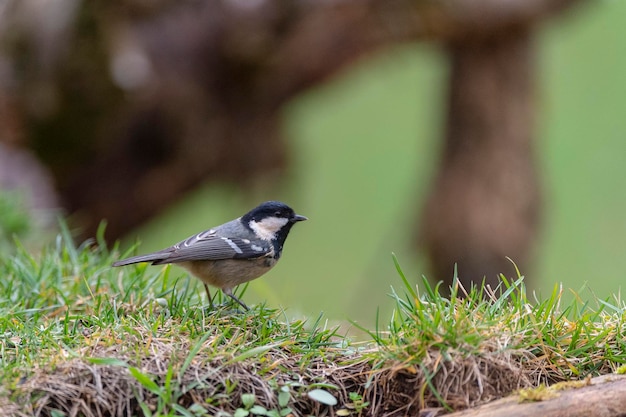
[{"left": 2, "top": 228, "right": 626, "bottom": 416}]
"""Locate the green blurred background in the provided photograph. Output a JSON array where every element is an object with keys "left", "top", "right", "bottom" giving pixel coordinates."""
[{"left": 122, "top": 2, "right": 626, "bottom": 327}]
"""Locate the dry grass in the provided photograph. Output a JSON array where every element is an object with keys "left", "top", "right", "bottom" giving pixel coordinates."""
[
  {"left": 0, "top": 325, "right": 585, "bottom": 417},
  {"left": 6, "top": 321, "right": 368, "bottom": 417}
]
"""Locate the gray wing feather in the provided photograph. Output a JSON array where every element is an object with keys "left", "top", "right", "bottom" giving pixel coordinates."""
[
  {"left": 113, "top": 224, "right": 272, "bottom": 267},
  {"left": 154, "top": 229, "right": 271, "bottom": 264},
  {"left": 112, "top": 252, "right": 170, "bottom": 266}
]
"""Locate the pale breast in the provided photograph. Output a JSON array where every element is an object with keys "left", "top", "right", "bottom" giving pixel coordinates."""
[{"left": 181, "top": 257, "right": 277, "bottom": 290}]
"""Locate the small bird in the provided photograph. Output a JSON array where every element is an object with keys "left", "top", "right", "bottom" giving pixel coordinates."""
[{"left": 112, "top": 201, "right": 307, "bottom": 310}]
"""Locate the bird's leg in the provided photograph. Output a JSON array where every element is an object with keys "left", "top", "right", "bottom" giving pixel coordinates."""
[
  {"left": 204, "top": 284, "right": 214, "bottom": 309},
  {"left": 222, "top": 287, "right": 249, "bottom": 311}
]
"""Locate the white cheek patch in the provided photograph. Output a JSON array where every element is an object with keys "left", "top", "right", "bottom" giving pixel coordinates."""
[{"left": 249, "top": 217, "right": 289, "bottom": 240}]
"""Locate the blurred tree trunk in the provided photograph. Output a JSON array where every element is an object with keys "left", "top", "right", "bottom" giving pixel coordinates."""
[{"left": 421, "top": 30, "right": 542, "bottom": 289}]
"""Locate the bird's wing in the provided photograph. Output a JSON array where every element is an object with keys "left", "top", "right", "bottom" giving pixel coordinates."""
[{"left": 152, "top": 229, "right": 272, "bottom": 264}]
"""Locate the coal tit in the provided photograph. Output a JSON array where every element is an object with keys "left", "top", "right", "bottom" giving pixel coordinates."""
[{"left": 112, "top": 201, "right": 307, "bottom": 309}]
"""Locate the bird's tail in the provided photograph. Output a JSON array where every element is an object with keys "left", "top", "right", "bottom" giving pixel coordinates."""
[{"left": 112, "top": 252, "right": 170, "bottom": 267}]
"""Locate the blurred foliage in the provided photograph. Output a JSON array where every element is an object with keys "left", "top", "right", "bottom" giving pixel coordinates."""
[{"left": 0, "top": 191, "right": 31, "bottom": 251}]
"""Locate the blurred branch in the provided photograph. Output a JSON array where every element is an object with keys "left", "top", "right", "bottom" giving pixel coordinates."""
[{"left": 159, "top": 0, "right": 583, "bottom": 103}]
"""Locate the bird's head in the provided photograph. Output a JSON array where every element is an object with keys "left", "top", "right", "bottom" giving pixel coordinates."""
[{"left": 242, "top": 201, "right": 307, "bottom": 243}]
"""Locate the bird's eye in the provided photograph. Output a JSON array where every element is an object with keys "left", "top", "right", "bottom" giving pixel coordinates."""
[{"left": 274, "top": 211, "right": 282, "bottom": 217}]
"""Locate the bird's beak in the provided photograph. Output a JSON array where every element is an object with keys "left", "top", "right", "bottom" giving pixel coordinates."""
[{"left": 292, "top": 214, "right": 308, "bottom": 222}]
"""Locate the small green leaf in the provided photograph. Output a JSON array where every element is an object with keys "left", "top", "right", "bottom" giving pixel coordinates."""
[
  {"left": 241, "top": 393, "right": 256, "bottom": 408},
  {"left": 348, "top": 392, "right": 361, "bottom": 401},
  {"left": 336, "top": 410, "right": 351, "bottom": 416},
  {"left": 278, "top": 390, "right": 290, "bottom": 408},
  {"left": 234, "top": 409, "right": 250, "bottom": 417},
  {"left": 249, "top": 405, "right": 268, "bottom": 416},
  {"left": 50, "top": 410, "right": 66, "bottom": 417},
  {"left": 188, "top": 404, "right": 208, "bottom": 416},
  {"left": 279, "top": 407, "right": 293, "bottom": 416},
  {"left": 307, "top": 389, "right": 337, "bottom": 406}
]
